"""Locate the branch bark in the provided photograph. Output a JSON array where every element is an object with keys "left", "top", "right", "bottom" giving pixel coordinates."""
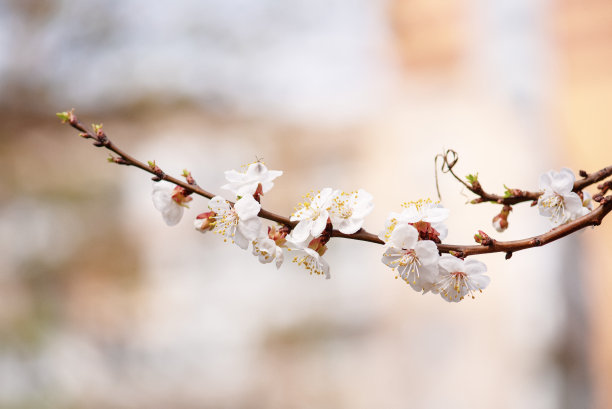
[{"left": 60, "top": 111, "right": 612, "bottom": 259}]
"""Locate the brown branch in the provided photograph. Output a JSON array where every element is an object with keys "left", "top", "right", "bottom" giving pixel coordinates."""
[
  {"left": 436, "top": 149, "right": 612, "bottom": 206},
  {"left": 437, "top": 197, "right": 612, "bottom": 257},
  {"left": 59, "top": 111, "right": 612, "bottom": 260}
]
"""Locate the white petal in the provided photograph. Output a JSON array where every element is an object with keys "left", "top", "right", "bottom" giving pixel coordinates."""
[
  {"left": 552, "top": 170, "right": 574, "bottom": 194},
  {"left": 234, "top": 195, "right": 261, "bottom": 219},
  {"left": 152, "top": 186, "right": 172, "bottom": 212},
  {"left": 235, "top": 182, "right": 260, "bottom": 197},
  {"left": 259, "top": 181, "right": 274, "bottom": 194},
  {"left": 290, "top": 220, "right": 312, "bottom": 243},
  {"left": 234, "top": 230, "right": 250, "bottom": 250},
  {"left": 399, "top": 207, "right": 420, "bottom": 223},
  {"left": 266, "top": 170, "right": 283, "bottom": 181},
  {"left": 464, "top": 259, "right": 487, "bottom": 276},
  {"left": 320, "top": 258, "right": 331, "bottom": 279},
  {"left": 238, "top": 217, "right": 262, "bottom": 240},
  {"left": 415, "top": 240, "right": 440, "bottom": 266},
  {"left": 311, "top": 212, "right": 329, "bottom": 237},
  {"left": 424, "top": 206, "right": 450, "bottom": 223},
  {"left": 246, "top": 162, "right": 267, "bottom": 178},
  {"left": 381, "top": 247, "right": 403, "bottom": 268},
  {"left": 469, "top": 274, "right": 490, "bottom": 290},
  {"left": 224, "top": 170, "right": 247, "bottom": 183},
  {"left": 433, "top": 223, "right": 448, "bottom": 241},
  {"left": 563, "top": 193, "right": 584, "bottom": 215},
  {"left": 389, "top": 224, "right": 418, "bottom": 249},
  {"left": 209, "top": 196, "right": 230, "bottom": 213},
  {"left": 314, "top": 188, "right": 334, "bottom": 207},
  {"left": 539, "top": 172, "right": 553, "bottom": 191},
  {"left": 438, "top": 254, "right": 464, "bottom": 273},
  {"left": 336, "top": 218, "right": 362, "bottom": 234},
  {"left": 161, "top": 203, "right": 184, "bottom": 226},
  {"left": 275, "top": 248, "right": 284, "bottom": 269}
]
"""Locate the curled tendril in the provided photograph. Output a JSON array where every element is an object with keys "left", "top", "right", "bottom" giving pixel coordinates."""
[{"left": 434, "top": 149, "right": 467, "bottom": 201}]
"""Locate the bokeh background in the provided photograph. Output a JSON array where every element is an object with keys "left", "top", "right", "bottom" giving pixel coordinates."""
[{"left": 1, "top": 1, "right": 612, "bottom": 408}]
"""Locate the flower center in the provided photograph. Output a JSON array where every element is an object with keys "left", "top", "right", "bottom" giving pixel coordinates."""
[
  {"left": 540, "top": 193, "right": 566, "bottom": 223},
  {"left": 213, "top": 209, "right": 239, "bottom": 240},
  {"left": 438, "top": 271, "right": 482, "bottom": 301},
  {"left": 392, "top": 249, "right": 422, "bottom": 284},
  {"left": 293, "top": 254, "right": 325, "bottom": 276}
]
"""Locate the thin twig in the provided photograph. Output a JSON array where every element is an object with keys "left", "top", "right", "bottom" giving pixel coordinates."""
[{"left": 59, "top": 111, "right": 612, "bottom": 259}]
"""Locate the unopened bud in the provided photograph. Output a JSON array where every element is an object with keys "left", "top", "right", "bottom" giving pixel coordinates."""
[
  {"left": 474, "top": 230, "right": 493, "bottom": 246},
  {"left": 492, "top": 205, "right": 511, "bottom": 233},
  {"left": 92, "top": 123, "right": 104, "bottom": 137},
  {"left": 182, "top": 170, "right": 196, "bottom": 185},
  {"left": 492, "top": 215, "right": 508, "bottom": 232},
  {"left": 56, "top": 111, "right": 71, "bottom": 122}
]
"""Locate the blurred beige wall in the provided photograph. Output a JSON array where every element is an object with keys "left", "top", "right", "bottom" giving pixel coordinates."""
[{"left": 555, "top": 1, "right": 612, "bottom": 407}]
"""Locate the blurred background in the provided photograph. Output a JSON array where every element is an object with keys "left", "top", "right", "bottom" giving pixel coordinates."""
[{"left": 1, "top": 0, "right": 611, "bottom": 408}]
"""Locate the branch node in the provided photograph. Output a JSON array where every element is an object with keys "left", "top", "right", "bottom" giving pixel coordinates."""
[
  {"left": 505, "top": 252, "right": 513, "bottom": 260},
  {"left": 474, "top": 230, "right": 494, "bottom": 246}
]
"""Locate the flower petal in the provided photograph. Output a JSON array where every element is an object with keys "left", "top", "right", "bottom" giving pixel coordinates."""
[
  {"left": 415, "top": 240, "right": 440, "bottom": 266},
  {"left": 152, "top": 187, "right": 172, "bottom": 212},
  {"left": 239, "top": 218, "right": 262, "bottom": 241},
  {"left": 234, "top": 195, "right": 261, "bottom": 219},
  {"left": 209, "top": 196, "right": 230, "bottom": 213},
  {"left": 424, "top": 206, "right": 450, "bottom": 223},
  {"left": 469, "top": 274, "right": 490, "bottom": 290},
  {"left": 438, "top": 254, "right": 464, "bottom": 273},
  {"left": 314, "top": 188, "right": 334, "bottom": 207},
  {"left": 290, "top": 220, "right": 312, "bottom": 243},
  {"left": 336, "top": 218, "right": 362, "bottom": 234},
  {"left": 464, "top": 259, "right": 487, "bottom": 276},
  {"left": 389, "top": 224, "right": 418, "bottom": 249},
  {"left": 224, "top": 170, "right": 247, "bottom": 183},
  {"left": 563, "top": 193, "right": 583, "bottom": 215},
  {"left": 311, "top": 212, "right": 329, "bottom": 237},
  {"left": 234, "top": 230, "right": 250, "bottom": 250},
  {"left": 539, "top": 171, "right": 553, "bottom": 190},
  {"left": 433, "top": 223, "right": 448, "bottom": 241},
  {"left": 162, "top": 203, "right": 184, "bottom": 226},
  {"left": 552, "top": 170, "right": 574, "bottom": 194},
  {"left": 275, "top": 248, "right": 284, "bottom": 269},
  {"left": 246, "top": 162, "right": 267, "bottom": 178}
]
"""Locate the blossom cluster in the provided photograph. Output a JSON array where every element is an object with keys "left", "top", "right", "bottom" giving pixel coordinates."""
[
  {"left": 379, "top": 199, "right": 489, "bottom": 302},
  {"left": 150, "top": 163, "right": 595, "bottom": 303},
  {"left": 537, "top": 168, "right": 592, "bottom": 226}
]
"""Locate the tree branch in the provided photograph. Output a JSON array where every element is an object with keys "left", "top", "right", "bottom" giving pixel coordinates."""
[
  {"left": 435, "top": 149, "right": 612, "bottom": 206},
  {"left": 59, "top": 111, "right": 612, "bottom": 260}
]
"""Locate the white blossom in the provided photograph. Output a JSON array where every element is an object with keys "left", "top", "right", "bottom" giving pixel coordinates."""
[
  {"left": 538, "top": 168, "right": 588, "bottom": 226},
  {"left": 152, "top": 183, "right": 191, "bottom": 226},
  {"left": 380, "top": 199, "right": 449, "bottom": 243},
  {"left": 381, "top": 224, "right": 439, "bottom": 292},
  {"left": 435, "top": 255, "right": 490, "bottom": 303},
  {"left": 222, "top": 162, "right": 283, "bottom": 197},
  {"left": 289, "top": 245, "right": 330, "bottom": 279},
  {"left": 252, "top": 236, "right": 284, "bottom": 269},
  {"left": 329, "top": 189, "right": 374, "bottom": 234},
  {"left": 289, "top": 188, "right": 333, "bottom": 242},
  {"left": 208, "top": 195, "right": 261, "bottom": 249}
]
